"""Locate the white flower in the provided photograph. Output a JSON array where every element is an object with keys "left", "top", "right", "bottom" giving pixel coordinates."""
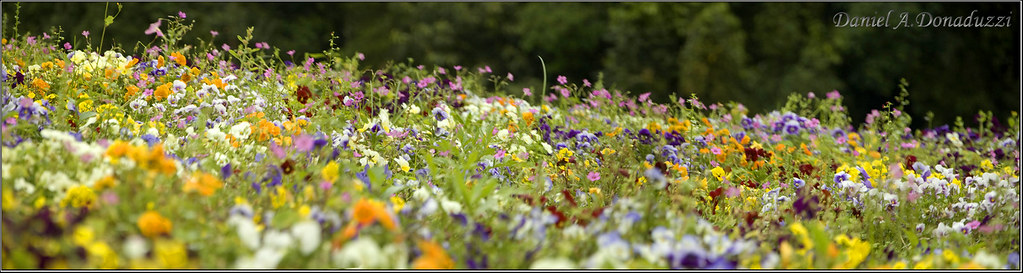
[
  {"left": 122, "top": 235, "right": 149, "bottom": 260},
  {"left": 230, "top": 122, "right": 252, "bottom": 140},
  {"left": 228, "top": 215, "right": 261, "bottom": 250},
  {"left": 971, "top": 250, "right": 1003, "bottom": 269},
  {"left": 262, "top": 229, "right": 293, "bottom": 251},
  {"left": 531, "top": 257, "right": 577, "bottom": 269},
  {"left": 235, "top": 247, "right": 286, "bottom": 269},
  {"left": 497, "top": 129, "right": 510, "bottom": 141},
  {"left": 290, "top": 221, "right": 322, "bottom": 255},
  {"left": 172, "top": 80, "right": 186, "bottom": 92},
  {"left": 206, "top": 125, "right": 226, "bottom": 142},
  {"left": 14, "top": 178, "right": 36, "bottom": 195},
  {"left": 440, "top": 197, "right": 463, "bottom": 214},
  {"left": 541, "top": 143, "right": 553, "bottom": 154},
  {"left": 332, "top": 237, "right": 386, "bottom": 268}
]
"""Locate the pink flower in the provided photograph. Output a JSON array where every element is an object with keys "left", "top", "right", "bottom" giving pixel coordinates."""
[
  {"left": 210, "top": 30, "right": 219, "bottom": 37},
  {"left": 145, "top": 19, "right": 164, "bottom": 37},
  {"left": 178, "top": 11, "right": 187, "bottom": 18},
  {"left": 807, "top": 92, "right": 816, "bottom": 99},
  {"left": 522, "top": 88, "right": 532, "bottom": 96},
  {"left": 507, "top": 72, "right": 514, "bottom": 81},
  {"left": 437, "top": 67, "right": 447, "bottom": 75},
  {"left": 357, "top": 52, "right": 365, "bottom": 61},
  {"left": 287, "top": 50, "right": 295, "bottom": 56},
  {"left": 294, "top": 134, "right": 314, "bottom": 152},
  {"left": 222, "top": 44, "right": 231, "bottom": 51},
  {"left": 63, "top": 42, "right": 72, "bottom": 50},
  {"left": 269, "top": 141, "right": 286, "bottom": 159},
  {"left": 559, "top": 87, "right": 570, "bottom": 98},
  {"left": 725, "top": 187, "right": 741, "bottom": 198},
  {"left": 454, "top": 65, "right": 462, "bottom": 71},
  {"left": 583, "top": 79, "right": 591, "bottom": 87},
  {"left": 557, "top": 75, "right": 567, "bottom": 85},
  {"left": 82, "top": 30, "right": 90, "bottom": 38},
  {"left": 638, "top": 92, "right": 651, "bottom": 102},
  {"left": 495, "top": 150, "right": 506, "bottom": 160},
  {"left": 826, "top": 90, "right": 841, "bottom": 99},
  {"left": 710, "top": 147, "right": 722, "bottom": 155},
  {"left": 892, "top": 109, "right": 902, "bottom": 117},
  {"left": 587, "top": 172, "right": 601, "bottom": 182},
  {"left": 485, "top": 66, "right": 492, "bottom": 73},
  {"left": 42, "top": 32, "right": 50, "bottom": 39}
]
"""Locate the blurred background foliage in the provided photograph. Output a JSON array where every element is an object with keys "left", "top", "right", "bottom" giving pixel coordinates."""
[{"left": 3, "top": 2, "right": 1019, "bottom": 128}]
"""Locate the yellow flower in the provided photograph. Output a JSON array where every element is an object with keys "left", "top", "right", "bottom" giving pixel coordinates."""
[
  {"left": 2, "top": 188, "right": 16, "bottom": 211},
  {"left": 322, "top": 161, "right": 340, "bottom": 182},
  {"left": 93, "top": 176, "right": 117, "bottom": 191},
  {"left": 711, "top": 166, "right": 726, "bottom": 181},
  {"left": 981, "top": 159, "right": 994, "bottom": 171},
  {"left": 789, "top": 222, "right": 813, "bottom": 249},
  {"left": 137, "top": 211, "right": 173, "bottom": 238},
  {"left": 390, "top": 196, "right": 406, "bottom": 213},
  {"left": 87, "top": 241, "right": 120, "bottom": 269},
  {"left": 557, "top": 148, "right": 574, "bottom": 161},
  {"left": 78, "top": 99, "right": 94, "bottom": 113},
  {"left": 833, "top": 234, "right": 871, "bottom": 269},
  {"left": 73, "top": 226, "right": 95, "bottom": 246},
  {"left": 412, "top": 239, "right": 455, "bottom": 269},
  {"left": 61, "top": 185, "right": 98, "bottom": 209},
  {"left": 153, "top": 239, "right": 189, "bottom": 268}
]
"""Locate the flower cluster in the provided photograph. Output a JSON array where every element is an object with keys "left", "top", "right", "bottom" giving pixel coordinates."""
[{"left": 1, "top": 14, "right": 1019, "bottom": 269}]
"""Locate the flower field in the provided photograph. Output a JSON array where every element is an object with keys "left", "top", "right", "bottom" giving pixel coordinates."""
[{"left": 2, "top": 14, "right": 1021, "bottom": 269}]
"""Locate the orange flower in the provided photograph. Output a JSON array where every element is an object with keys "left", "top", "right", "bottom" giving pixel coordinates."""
[
  {"left": 522, "top": 112, "right": 535, "bottom": 127},
  {"left": 182, "top": 172, "right": 223, "bottom": 196},
  {"left": 351, "top": 198, "right": 397, "bottom": 231},
  {"left": 412, "top": 240, "right": 454, "bottom": 269},
  {"left": 138, "top": 211, "right": 172, "bottom": 238},
  {"left": 154, "top": 82, "right": 173, "bottom": 101},
  {"left": 105, "top": 140, "right": 132, "bottom": 159},
  {"left": 31, "top": 78, "right": 50, "bottom": 92},
  {"left": 170, "top": 52, "right": 187, "bottom": 67},
  {"left": 125, "top": 85, "right": 140, "bottom": 100}
]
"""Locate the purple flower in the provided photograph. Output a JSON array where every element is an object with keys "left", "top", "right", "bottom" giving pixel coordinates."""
[
  {"left": 587, "top": 172, "right": 600, "bottom": 182},
  {"left": 178, "top": 11, "right": 186, "bottom": 18},
  {"left": 221, "top": 163, "right": 232, "bottom": 180}
]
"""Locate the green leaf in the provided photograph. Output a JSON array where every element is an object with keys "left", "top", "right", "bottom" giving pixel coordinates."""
[{"left": 272, "top": 209, "right": 300, "bottom": 229}]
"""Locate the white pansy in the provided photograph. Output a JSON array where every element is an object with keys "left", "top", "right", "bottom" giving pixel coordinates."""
[
  {"left": 332, "top": 237, "right": 386, "bottom": 268},
  {"left": 291, "top": 221, "right": 322, "bottom": 255},
  {"left": 230, "top": 122, "right": 252, "bottom": 140},
  {"left": 531, "top": 257, "right": 577, "bottom": 269},
  {"left": 228, "top": 215, "right": 261, "bottom": 250},
  {"left": 122, "top": 235, "right": 149, "bottom": 260}
]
